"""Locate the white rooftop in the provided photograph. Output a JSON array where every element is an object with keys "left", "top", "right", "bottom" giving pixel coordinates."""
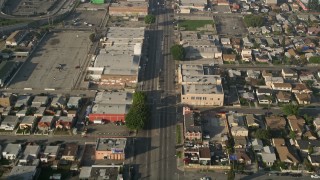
[
  {"left": 182, "top": 84, "right": 223, "bottom": 94},
  {"left": 94, "top": 92, "right": 133, "bottom": 105},
  {"left": 92, "top": 104, "right": 130, "bottom": 115}
]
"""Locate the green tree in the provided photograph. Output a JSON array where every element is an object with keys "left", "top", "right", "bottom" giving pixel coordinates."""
[
  {"left": 243, "top": 15, "right": 264, "bottom": 27},
  {"left": 304, "top": 114, "right": 314, "bottom": 125},
  {"left": 282, "top": 104, "right": 299, "bottom": 116},
  {"left": 303, "top": 157, "right": 314, "bottom": 172},
  {"left": 89, "top": 33, "right": 95, "bottom": 42},
  {"left": 254, "top": 129, "right": 270, "bottom": 140},
  {"left": 125, "top": 92, "right": 150, "bottom": 130},
  {"left": 144, "top": 15, "right": 156, "bottom": 24},
  {"left": 227, "top": 167, "right": 235, "bottom": 180},
  {"left": 170, "top": 44, "right": 185, "bottom": 60},
  {"left": 289, "top": 130, "right": 296, "bottom": 139}
]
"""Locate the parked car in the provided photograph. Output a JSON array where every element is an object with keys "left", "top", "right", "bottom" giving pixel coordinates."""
[{"left": 311, "top": 174, "right": 320, "bottom": 178}]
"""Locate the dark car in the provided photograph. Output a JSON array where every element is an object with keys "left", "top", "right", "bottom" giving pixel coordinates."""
[{"left": 290, "top": 173, "right": 302, "bottom": 177}]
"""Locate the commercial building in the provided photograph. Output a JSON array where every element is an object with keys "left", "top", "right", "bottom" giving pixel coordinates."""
[
  {"left": 95, "top": 138, "right": 127, "bottom": 160},
  {"left": 89, "top": 92, "right": 132, "bottom": 123},
  {"left": 89, "top": 27, "right": 144, "bottom": 90},
  {"left": 109, "top": 1, "right": 148, "bottom": 17},
  {"left": 179, "top": 64, "right": 224, "bottom": 106},
  {"left": 79, "top": 166, "right": 123, "bottom": 180},
  {"left": 181, "top": 84, "right": 224, "bottom": 106},
  {"left": 179, "top": 0, "right": 208, "bottom": 12}
]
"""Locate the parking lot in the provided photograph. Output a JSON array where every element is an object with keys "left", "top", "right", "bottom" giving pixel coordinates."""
[
  {"left": 86, "top": 123, "right": 131, "bottom": 137},
  {"left": 202, "top": 111, "right": 227, "bottom": 142},
  {"left": 60, "top": 10, "right": 107, "bottom": 29},
  {"left": 214, "top": 16, "right": 247, "bottom": 36},
  {"left": 9, "top": 31, "right": 91, "bottom": 90},
  {"left": 211, "top": 5, "right": 231, "bottom": 13}
]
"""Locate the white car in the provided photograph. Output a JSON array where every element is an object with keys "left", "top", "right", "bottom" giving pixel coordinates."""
[{"left": 311, "top": 175, "right": 320, "bottom": 178}]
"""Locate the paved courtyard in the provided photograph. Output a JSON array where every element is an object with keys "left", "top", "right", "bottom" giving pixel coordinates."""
[{"left": 9, "top": 31, "right": 91, "bottom": 90}]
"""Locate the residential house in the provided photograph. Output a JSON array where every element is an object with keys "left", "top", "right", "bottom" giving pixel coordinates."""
[
  {"left": 231, "top": 126, "right": 249, "bottom": 137},
  {"left": 31, "top": 96, "right": 48, "bottom": 107},
  {"left": 265, "top": 116, "right": 286, "bottom": 136},
  {"left": 55, "top": 116, "right": 74, "bottom": 130},
  {"left": 2, "top": 143, "right": 21, "bottom": 160},
  {"left": 254, "top": 53, "right": 269, "bottom": 63},
  {"left": 40, "top": 145, "right": 60, "bottom": 163},
  {"left": 256, "top": 88, "right": 272, "bottom": 96},
  {"left": 223, "top": 54, "right": 236, "bottom": 62},
  {"left": 273, "top": 138, "right": 299, "bottom": 165},
  {"left": 272, "top": 24, "right": 283, "bottom": 33},
  {"left": 235, "top": 148, "right": 251, "bottom": 165},
  {"left": 265, "top": 77, "right": 284, "bottom": 87},
  {"left": 292, "top": 83, "right": 312, "bottom": 94},
  {"left": 247, "top": 70, "right": 260, "bottom": 79},
  {"left": 20, "top": 116, "right": 36, "bottom": 130},
  {"left": 231, "top": 38, "right": 241, "bottom": 52},
  {"left": 67, "top": 97, "right": 82, "bottom": 109},
  {"left": 16, "top": 108, "right": 27, "bottom": 117},
  {"left": 95, "top": 138, "right": 126, "bottom": 160},
  {"left": 8, "top": 166, "right": 37, "bottom": 180},
  {"left": 257, "top": 95, "right": 271, "bottom": 104},
  {"left": 276, "top": 91, "right": 291, "bottom": 103},
  {"left": 0, "top": 116, "right": 19, "bottom": 131},
  {"left": 308, "top": 155, "right": 320, "bottom": 166},
  {"left": 271, "top": 83, "right": 292, "bottom": 92},
  {"left": 34, "top": 107, "right": 46, "bottom": 117},
  {"left": 261, "top": 146, "right": 277, "bottom": 166},
  {"left": 38, "top": 116, "right": 54, "bottom": 132},
  {"left": 221, "top": 38, "right": 231, "bottom": 45},
  {"left": 265, "top": 37, "right": 277, "bottom": 47},
  {"left": 252, "top": 139, "right": 263, "bottom": 152},
  {"left": 241, "top": 49, "right": 252, "bottom": 61},
  {"left": 308, "top": 27, "right": 320, "bottom": 36},
  {"left": 227, "top": 113, "right": 246, "bottom": 127},
  {"left": 261, "top": 26, "right": 271, "bottom": 34},
  {"left": 295, "top": 139, "right": 320, "bottom": 155},
  {"left": 61, "top": 143, "right": 78, "bottom": 161},
  {"left": 199, "top": 147, "right": 211, "bottom": 165},
  {"left": 14, "top": 95, "right": 31, "bottom": 108},
  {"left": 51, "top": 96, "right": 66, "bottom": 109},
  {"left": 287, "top": 115, "right": 305, "bottom": 139},
  {"left": 295, "top": 93, "right": 311, "bottom": 105},
  {"left": 19, "top": 145, "right": 40, "bottom": 164},
  {"left": 286, "top": 49, "right": 298, "bottom": 58},
  {"left": 234, "top": 136, "right": 248, "bottom": 149},
  {"left": 246, "top": 114, "right": 259, "bottom": 127},
  {"left": 281, "top": 69, "right": 298, "bottom": 81},
  {"left": 314, "top": 118, "right": 320, "bottom": 131},
  {"left": 304, "top": 130, "right": 317, "bottom": 140},
  {"left": 243, "top": 37, "right": 253, "bottom": 48},
  {"left": 280, "top": 3, "right": 290, "bottom": 11},
  {"left": 184, "top": 108, "right": 202, "bottom": 141}
]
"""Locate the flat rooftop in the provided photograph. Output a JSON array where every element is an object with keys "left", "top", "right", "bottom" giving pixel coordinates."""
[
  {"left": 96, "top": 138, "right": 127, "bottom": 151},
  {"left": 8, "top": 166, "right": 37, "bottom": 180},
  {"left": 92, "top": 104, "right": 130, "bottom": 115},
  {"left": 110, "top": 1, "right": 148, "bottom": 7},
  {"left": 182, "top": 84, "right": 223, "bottom": 94},
  {"left": 106, "top": 27, "right": 145, "bottom": 40},
  {"left": 94, "top": 92, "right": 132, "bottom": 105},
  {"left": 94, "top": 50, "right": 140, "bottom": 76}
]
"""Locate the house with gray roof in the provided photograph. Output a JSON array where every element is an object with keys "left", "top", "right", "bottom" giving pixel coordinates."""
[
  {"left": 2, "top": 143, "right": 21, "bottom": 160},
  {"left": 260, "top": 146, "right": 277, "bottom": 166},
  {"left": 0, "top": 116, "right": 19, "bottom": 131}
]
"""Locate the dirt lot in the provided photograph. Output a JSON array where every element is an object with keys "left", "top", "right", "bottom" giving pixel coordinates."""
[{"left": 214, "top": 16, "right": 247, "bottom": 36}]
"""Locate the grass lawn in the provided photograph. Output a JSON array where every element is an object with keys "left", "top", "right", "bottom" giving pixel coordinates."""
[
  {"left": 0, "top": 18, "right": 25, "bottom": 26},
  {"left": 176, "top": 125, "right": 182, "bottom": 144},
  {"left": 179, "top": 20, "right": 213, "bottom": 31},
  {"left": 224, "top": 61, "right": 236, "bottom": 64},
  {"left": 16, "top": 128, "right": 24, "bottom": 134},
  {"left": 53, "top": 129, "right": 71, "bottom": 135}
]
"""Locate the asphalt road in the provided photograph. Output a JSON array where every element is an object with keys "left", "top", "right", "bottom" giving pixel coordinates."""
[{"left": 132, "top": 0, "right": 177, "bottom": 179}]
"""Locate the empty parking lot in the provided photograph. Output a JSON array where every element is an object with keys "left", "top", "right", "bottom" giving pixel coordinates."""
[
  {"left": 9, "top": 31, "right": 91, "bottom": 90},
  {"left": 215, "top": 16, "right": 247, "bottom": 36}
]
